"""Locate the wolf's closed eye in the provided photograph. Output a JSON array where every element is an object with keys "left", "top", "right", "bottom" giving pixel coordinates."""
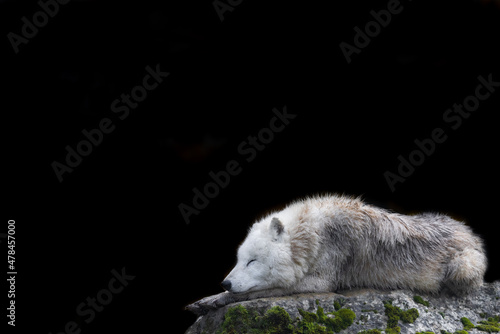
[{"left": 246, "top": 259, "right": 256, "bottom": 266}]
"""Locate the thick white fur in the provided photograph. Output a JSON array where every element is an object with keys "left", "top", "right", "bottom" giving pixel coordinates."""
[{"left": 187, "top": 194, "right": 487, "bottom": 315}]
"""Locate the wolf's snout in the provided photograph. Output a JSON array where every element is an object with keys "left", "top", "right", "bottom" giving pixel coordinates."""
[{"left": 221, "top": 280, "right": 232, "bottom": 291}]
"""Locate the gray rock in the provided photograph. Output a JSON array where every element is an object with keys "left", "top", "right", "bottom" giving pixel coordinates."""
[{"left": 185, "top": 281, "right": 500, "bottom": 334}]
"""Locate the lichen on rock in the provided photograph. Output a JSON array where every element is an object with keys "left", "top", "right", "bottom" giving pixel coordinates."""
[
  {"left": 460, "top": 315, "right": 500, "bottom": 333},
  {"left": 214, "top": 300, "right": 356, "bottom": 334},
  {"left": 383, "top": 300, "right": 419, "bottom": 333},
  {"left": 215, "top": 305, "right": 294, "bottom": 334},
  {"left": 185, "top": 281, "right": 500, "bottom": 334},
  {"left": 413, "top": 296, "right": 430, "bottom": 307},
  {"left": 296, "top": 302, "right": 356, "bottom": 333}
]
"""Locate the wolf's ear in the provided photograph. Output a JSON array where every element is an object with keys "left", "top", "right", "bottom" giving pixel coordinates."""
[{"left": 270, "top": 217, "right": 284, "bottom": 241}]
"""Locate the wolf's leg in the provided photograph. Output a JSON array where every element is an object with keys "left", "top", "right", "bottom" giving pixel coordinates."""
[
  {"left": 186, "top": 288, "right": 292, "bottom": 315},
  {"left": 186, "top": 276, "right": 333, "bottom": 315},
  {"left": 186, "top": 291, "right": 233, "bottom": 315}
]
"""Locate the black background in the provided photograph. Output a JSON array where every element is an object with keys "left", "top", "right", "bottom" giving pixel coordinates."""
[{"left": 2, "top": 0, "right": 500, "bottom": 333}]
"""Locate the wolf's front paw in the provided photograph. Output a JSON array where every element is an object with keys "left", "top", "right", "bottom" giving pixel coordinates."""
[
  {"left": 185, "top": 300, "right": 207, "bottom": 316},
  {"left": 186, "top": 292, "right": 233, "bottom": 315}
]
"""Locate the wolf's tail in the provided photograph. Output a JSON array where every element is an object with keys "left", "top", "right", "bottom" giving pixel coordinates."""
[{"left": 444, "top": 246, "right": 487, "bottom": 294}]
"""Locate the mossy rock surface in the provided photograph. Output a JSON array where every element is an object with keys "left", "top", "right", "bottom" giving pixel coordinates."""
[{"left": 186, "top": 282, "right": 500, "bottom": 334}]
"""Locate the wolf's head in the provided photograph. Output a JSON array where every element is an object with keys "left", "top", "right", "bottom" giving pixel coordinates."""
[{"left": 220, "top": 217, "right": 298, "bottom": 294}]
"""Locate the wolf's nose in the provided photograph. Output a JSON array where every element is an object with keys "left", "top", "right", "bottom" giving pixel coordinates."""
[{"left": 221, "top": 280, "right": 232, "bottom": 291}]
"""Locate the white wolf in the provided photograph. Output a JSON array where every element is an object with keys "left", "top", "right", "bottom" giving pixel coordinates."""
[{"left": 187, "top": 194, "right": 487, "bottom": 315}]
